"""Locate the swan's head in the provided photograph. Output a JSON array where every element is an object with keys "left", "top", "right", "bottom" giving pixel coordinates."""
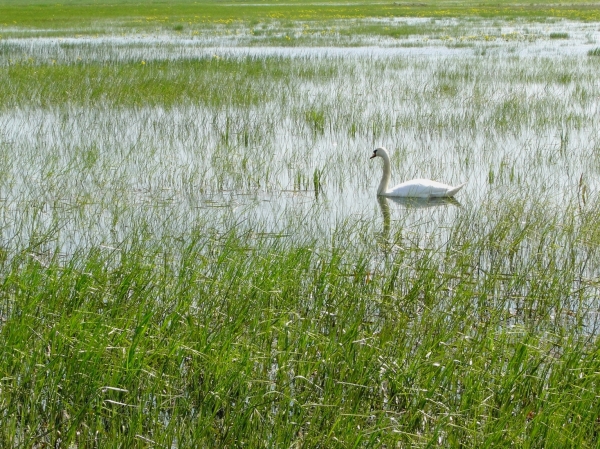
[{"left": 370, "top": 147, "right": 386, "bottom": 160}]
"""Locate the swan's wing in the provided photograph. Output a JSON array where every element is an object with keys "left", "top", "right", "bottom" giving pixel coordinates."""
[
  {"left": 386, "top": 179, "right": 465, "bottom": 198},
  {"left": 386, "top": 179, "right": 449, "bottom": 198}
]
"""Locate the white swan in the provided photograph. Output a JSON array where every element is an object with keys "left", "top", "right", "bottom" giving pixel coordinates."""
[{"left": 370, "top": 147, "right": 465, "bottom": 198}]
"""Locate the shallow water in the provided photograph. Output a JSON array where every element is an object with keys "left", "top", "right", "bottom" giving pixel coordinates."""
[
  {"left": 2, "top": 17, "right": 599, "bottom": 63},
  {"left": 0, "top": 18, "right": 598, "bottom": 252},
  {"left": 1, "top": 18, "right": 600, "bottom": 337}
]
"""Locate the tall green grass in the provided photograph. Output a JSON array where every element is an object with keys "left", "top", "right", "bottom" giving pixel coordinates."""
[{"left": 1, "top": 195, "right": 599, "bottom": 447}]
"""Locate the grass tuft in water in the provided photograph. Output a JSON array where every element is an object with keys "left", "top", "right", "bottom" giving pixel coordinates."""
[{"left": 549, "top": 31, "right": 569, "bottom": 39}]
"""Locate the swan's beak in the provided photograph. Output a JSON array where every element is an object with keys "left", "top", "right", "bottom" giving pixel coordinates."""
[{"left": 370, "top": 153, "right": 377, "bottom": 159}]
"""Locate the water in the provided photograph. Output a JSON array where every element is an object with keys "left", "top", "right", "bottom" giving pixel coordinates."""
[
  {"left": 2, "top": 16, "right": 599, "bottom": 63},
  {"left": 0, "top": 18, "right": 599, "bottom": 259}
]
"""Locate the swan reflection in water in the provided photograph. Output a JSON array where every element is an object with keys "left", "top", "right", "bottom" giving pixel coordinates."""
[{"left": 377, "top": 195, "right": 461, "bottom": 242}]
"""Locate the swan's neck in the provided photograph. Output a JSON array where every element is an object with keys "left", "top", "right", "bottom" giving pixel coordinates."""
[{"left": 378, "top": 153, "right": 391, "bottom": 195}]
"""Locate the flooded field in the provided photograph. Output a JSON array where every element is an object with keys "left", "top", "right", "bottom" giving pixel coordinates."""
[
  {"left": 1, "top": 18, "right": 600, "bottom": 250},
  {"left": 1, "top": 13, "right": 600, "bottom": 447}
]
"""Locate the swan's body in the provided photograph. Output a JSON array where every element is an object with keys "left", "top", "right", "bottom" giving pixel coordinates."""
[{"left": 370, "top": 147, "right": 465, "bottom": 198}]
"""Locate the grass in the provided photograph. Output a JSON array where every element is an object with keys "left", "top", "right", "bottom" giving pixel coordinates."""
[
  {"left": 2, "top": 199, "right": 600, "bottom": 447},
  {"left": 1, "top": 1, "right": 600, "bottom": 447},
  {"left": 2, "top": 0, "right": 600, "bottom": 34},
  {"left": 0, "top": 59, "right": 274, "bottom": 108}
]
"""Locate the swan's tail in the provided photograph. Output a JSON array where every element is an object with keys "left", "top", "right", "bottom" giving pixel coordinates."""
[{"left": 446, "top": 182, "right": 466, "bottom": 197}]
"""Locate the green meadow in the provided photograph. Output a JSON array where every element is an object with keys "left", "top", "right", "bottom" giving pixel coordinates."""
[
  {"left": 2, "top": 0, "right": 600, "bottom": 33},
  {"left": 1, "top": 1, "right": 600, "bottom": 447}
]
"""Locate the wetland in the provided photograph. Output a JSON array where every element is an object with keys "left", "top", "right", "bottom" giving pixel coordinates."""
[{"left": 1, "top": 4, "right": 600, "bottom": 447}]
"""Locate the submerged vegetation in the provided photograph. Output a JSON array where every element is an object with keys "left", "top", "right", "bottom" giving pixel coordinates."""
[{"left": 1, "top": 1, "right": 600, "bottom": 447}]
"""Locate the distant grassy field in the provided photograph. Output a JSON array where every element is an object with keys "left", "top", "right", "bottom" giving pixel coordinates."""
[{"left": 1, "top": 0, "right": 600, "bottom": 32}]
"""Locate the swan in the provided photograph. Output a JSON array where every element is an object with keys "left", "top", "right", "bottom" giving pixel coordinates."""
[{"left": 370, "top": 147, "right": 465, "bottom": 198}]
